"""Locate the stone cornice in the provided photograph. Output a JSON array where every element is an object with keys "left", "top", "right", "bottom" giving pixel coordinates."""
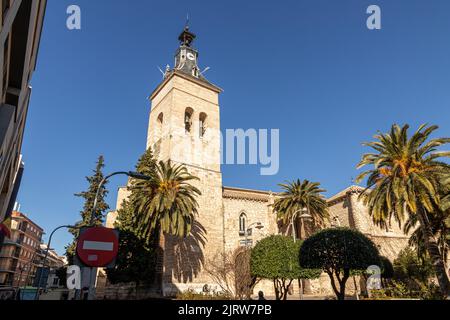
[
  {"left": 222, "top": 186, "right": 273, "bottom": 202},
  {"left": 150, "top": 70, "right": 222, "bottom": 101},
  {"left": 222, "top": 185, "right": 373, "bottom": 206}
]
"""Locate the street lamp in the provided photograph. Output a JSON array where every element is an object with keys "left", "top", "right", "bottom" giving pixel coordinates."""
[
  {"left": 244, "top": 222, "right": 264, "bottom": 247},
  {"left": 35, "top": 224, "right": 79, "bottom": 300},
  {"left": 290, "top": 208, "right": 313, "bottom": 301},
  {"left": 89, "top": 171, "right": 152, "bottom": 225}
]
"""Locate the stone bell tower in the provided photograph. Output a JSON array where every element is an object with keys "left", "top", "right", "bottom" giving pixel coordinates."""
[{"left": 147, "top": 26, "right": 224, "bottom": 295}]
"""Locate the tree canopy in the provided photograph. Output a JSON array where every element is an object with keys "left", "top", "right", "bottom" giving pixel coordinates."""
[
  {"left": 272, "top": 179, "right": 329, "bottom": 228},
  {"left": 131, "top": 160, "right": 201, "bottom": 240},
  {"left": 251, "top": 235, "right": 321, "bottom": 300},
  {"left": 356, "top": 123, "right": 450, "bottom": 295},
  {"left": 65, "top": 155, "right": 109, "bottom": 264},
  {"left": 393, "top": 248, "right": 435, "bottom": 286},
  {"left": 299, "top": 228, "right": 380, "bottom": 300}
]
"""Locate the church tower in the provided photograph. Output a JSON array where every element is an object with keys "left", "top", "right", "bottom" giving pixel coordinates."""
[
  {"left": 147, "top": 26, "right": 224, "bottom": 294},
  {"left": 147, "top": 26, "right": 222, "bottom": 172}
]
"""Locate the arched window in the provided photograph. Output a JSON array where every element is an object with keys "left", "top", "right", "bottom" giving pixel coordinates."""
[
  {"left": 192, "top": 66, "right": 199, "bottom": 78},
  {"left": 199, "top": 112, "right": 207, "bottom": 138},
  {"left": 239, "top": 213, "right": 247, "bottom": 236},
  {"left": 184, "top": 107, "right": 194, "bottom": 133},
  {"left": 156, "top": 112, "right": 164, "bottom": 137}
]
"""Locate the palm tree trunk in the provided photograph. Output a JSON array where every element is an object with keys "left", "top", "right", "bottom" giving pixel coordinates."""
[{"left": 417, "top": 208, "right": 450, "bottom": 296}]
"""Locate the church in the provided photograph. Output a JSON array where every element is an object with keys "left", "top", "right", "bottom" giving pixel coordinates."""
[{"left": 102, "top": 26, "right": 410, "bottom": 298}]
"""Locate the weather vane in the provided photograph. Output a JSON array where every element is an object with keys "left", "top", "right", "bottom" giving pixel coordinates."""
[{"left": 185, "top": 13, "right": 190, "bottom": 29}]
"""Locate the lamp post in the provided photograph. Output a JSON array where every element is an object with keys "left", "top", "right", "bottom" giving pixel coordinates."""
[
  {"left": 35, "top": 225, "right": 78, "bottom": 300},
  {"left": 291, "top": 207, "right": 313, "bottom": 300},
  {"left": 85, "top": 171, "right": 152, "bottom": 300},
  {"left": 89, "top": 171, "right": 152, "bottom": 225},
  {"left": 244, "top": 222, "right": 264, "bottom": 247}
]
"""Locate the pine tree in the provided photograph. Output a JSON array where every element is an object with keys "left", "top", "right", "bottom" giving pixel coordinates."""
[
  {"left": 75, "top": 155, "right": 109, "bottom": 225},
  {"left": 65, "top": 155, "right": 109, "bottom": 264}
]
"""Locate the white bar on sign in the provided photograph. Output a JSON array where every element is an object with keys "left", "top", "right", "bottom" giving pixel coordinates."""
[{"left": 83, "top": 240, "right": 114, "bottom": 251}]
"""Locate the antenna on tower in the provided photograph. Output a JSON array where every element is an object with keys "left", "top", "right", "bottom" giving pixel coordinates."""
[{"left": 157, "top": 66, "right": 165, "bottom": 78}]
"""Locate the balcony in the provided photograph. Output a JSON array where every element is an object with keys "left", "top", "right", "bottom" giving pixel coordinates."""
[{"left": 0, "top": 264, "right": 15, "bottom": 273}]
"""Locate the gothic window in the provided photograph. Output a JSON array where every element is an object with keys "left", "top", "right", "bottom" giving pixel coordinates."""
[
  {"left": 199, "top": 112, "right": 207, "bottom": 138},
  {"left": 239, "top": 213, "right": 247, "bottom": 236},
  {"left": 185, "top": 107, "right": 194, "bottom": 133}
]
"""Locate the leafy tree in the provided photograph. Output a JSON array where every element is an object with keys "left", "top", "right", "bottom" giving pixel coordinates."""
[
  {"left": 106, "top": 148, "right": 159, "bottom": 293},
  {"left": 379, "top": 256, "right": 394, "bottom": 283},
  {"left": 65, "top": 156, "right": 109, "bottom": 264},
  {"left": 393, "top": 248, "right": 435, "bottom": 287},
  {"left": 106, "top": 200, "right": 158, "bottom": 294},
  {"left": 356, "top": 124, "right": 450, "bottom": 295},
  {"left": 131, "top": 160, "right": 201, "bottom": 240},
  {"left": 299, "top": 228, "right": 380, "bottom": 300},
  {"left": 404, "top": 210, "right": 449, "bottom": 264},
  {"left": 273, "top": 179, "right": 329, "bottom": 232},
  {"left": 251, "top": 235, "right": 321, "bottom": 300}
]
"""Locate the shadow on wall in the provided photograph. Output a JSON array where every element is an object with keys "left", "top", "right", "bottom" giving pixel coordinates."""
[{"left": 164, "top": 221, "right": 207, "bottom": 284}]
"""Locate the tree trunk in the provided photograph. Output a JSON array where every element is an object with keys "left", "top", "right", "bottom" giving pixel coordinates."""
[
  {"left": 135, "top": 282, "right": 139, "bottom": 300},
  {"left": 282, "top": 280, "right": 293, "bottom": 300},
  {"left": 326, "top": 270, "right": 342, "bottom": 300},
  {"left": 273, "top": 280, "right": 281, "bottom": 300},
  {"left": 417, "top": 209, "right": 450, "bottom": 296},
  {"left": 338, "top": 270, "right": 349, "bottom": 301},
  {"left": 327, "top": 269, "right": 350, "bottom": 300},
  {"left": 298, "top": 278, "right": 303, "bottom": 299}
]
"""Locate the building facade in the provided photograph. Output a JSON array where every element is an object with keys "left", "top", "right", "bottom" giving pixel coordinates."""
[
  {"left": 0, "top": 0, "right": 47, "bottom": 227},
  {"left": 35, "top": 243, "right": 66, "bottom": 289},
  {"left": 106, "top": 27, "right": 410, "bottom": 297},
  {"left": 0, "top": 210, "right": 43, "bottom": 287}
]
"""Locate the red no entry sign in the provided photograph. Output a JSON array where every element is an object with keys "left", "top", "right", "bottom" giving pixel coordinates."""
[{"left": 76, "top": 227, "right": 119, "bottom": 267}]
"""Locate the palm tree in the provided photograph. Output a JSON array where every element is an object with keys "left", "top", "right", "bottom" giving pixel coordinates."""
[
  {"left": 356, "top": 124, "right": 450, "bottom": 296},
  {"left": 441, "top": 176, "right": 450, "bottom": 212},
  {"left": 404, "top": 211, "right": 449, "bottom": 265},
  {"left": 131, "top": 160, "right": 201, "bottom": 240},
  {"left": 273, "top": 179, "right": 329, "bottom": 236}
]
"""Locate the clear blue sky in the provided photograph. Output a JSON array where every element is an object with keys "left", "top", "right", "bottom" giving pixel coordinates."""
[{"left": 17, "top": 0, "right": 450, "bottom": 254}]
